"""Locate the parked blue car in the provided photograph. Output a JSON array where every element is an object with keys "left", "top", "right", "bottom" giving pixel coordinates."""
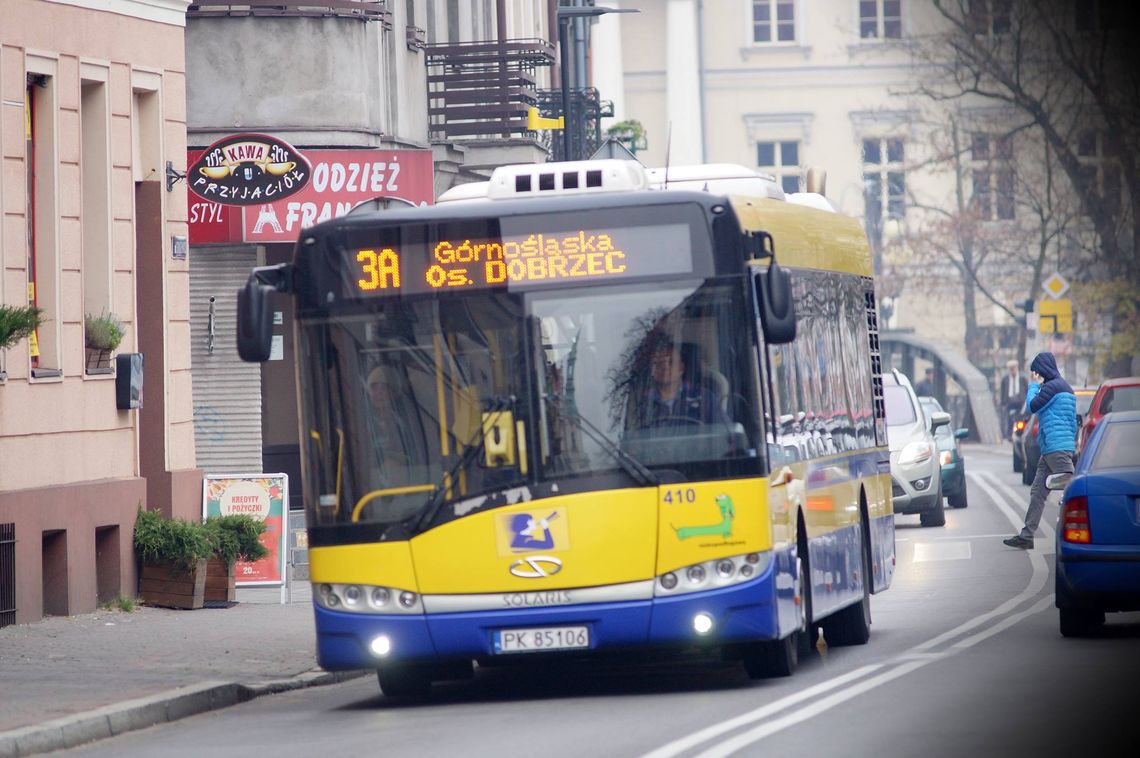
[{"left": 1054, "top": 410, "right": 1140, "bottom": 637}]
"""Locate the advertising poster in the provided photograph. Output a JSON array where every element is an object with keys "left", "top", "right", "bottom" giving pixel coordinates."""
[{"left": 202, "top": 474, "right": 289, "bottom": 586}]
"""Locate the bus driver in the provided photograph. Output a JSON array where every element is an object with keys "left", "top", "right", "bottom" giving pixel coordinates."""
[{"left": 638, "top": 338, "right": 729, "bottom": 428}]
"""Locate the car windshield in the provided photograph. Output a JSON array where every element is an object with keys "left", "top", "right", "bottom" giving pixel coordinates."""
[
  {"left": 1100, "top": 386, "right": 1140, "bottom": 414},
  {"left": 1090, "top": 421, "right": 1140, "bottom": 470},
  {"left": 884, "top": 384, "right": 917, "bottom": 425}
]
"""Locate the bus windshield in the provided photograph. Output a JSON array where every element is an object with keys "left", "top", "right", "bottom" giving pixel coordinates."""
[{"left": 298, "top": 277, "right": 760, "bottom": 535}]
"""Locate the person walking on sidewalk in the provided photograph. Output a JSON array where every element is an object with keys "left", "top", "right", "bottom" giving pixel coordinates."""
[{"left": 1003, "top": 351, "right": 1077, "bottom": 549}]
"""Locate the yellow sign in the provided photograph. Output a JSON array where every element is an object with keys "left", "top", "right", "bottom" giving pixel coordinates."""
[
  {"left": 527, "top": 107, "right": 564, "bottom": 131},
  {"left": 1037, "top": 298, "right": 1072, "bottom": 334}
]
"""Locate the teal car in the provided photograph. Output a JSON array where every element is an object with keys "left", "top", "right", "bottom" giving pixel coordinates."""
[{"left": 918, "top": 397, "right": 970, "bottom": 508}]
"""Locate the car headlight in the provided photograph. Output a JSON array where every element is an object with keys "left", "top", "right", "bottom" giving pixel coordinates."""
[
  {"left": 655, "top": 552, "right": 771, "bottom": 597},
  {"left": 899, "top": 441, "right": 933, "bottom": 465},
  {"left": 314, "top": 582, "right": 422, "bottom": 614},
  {"left": 939, "top": 450, "right": 952, "bottom": 466}
]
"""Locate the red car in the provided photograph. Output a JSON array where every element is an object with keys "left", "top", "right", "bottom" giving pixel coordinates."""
[{"left": 1077, "top": 377, "right": 1140, "bottom": 457}]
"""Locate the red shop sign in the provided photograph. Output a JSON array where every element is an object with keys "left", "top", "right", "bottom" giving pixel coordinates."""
[{"left": 187, "top": 148, "right": 434, "bottom": 246}]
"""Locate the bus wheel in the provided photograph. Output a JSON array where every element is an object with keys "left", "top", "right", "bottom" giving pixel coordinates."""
[
  {"left": 377, "top": 664, "right": 432, "bottom": 699},
  {"left": 821, "top": 527, "right": 872, "bottom": 646},
  {"left": 794, "top": 547, "right": 818, "bottom": 659},
  {"left": 742, "top": 634, "right": 797, "bottom": 678}
]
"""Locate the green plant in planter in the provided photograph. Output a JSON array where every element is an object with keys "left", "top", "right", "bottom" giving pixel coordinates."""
[
  {"left": 133, "top": 507, "right": 213, "bottom": 573},
  {"left": 134, "top": 508, "right": 269, "bottom": 571},
  {"left": 0, "top": 305, "right": 43, "bottom": 351},
  {"left": 205, "top": 514, "right": 269, "bottom": 566},
  {"left": 84, "top": 312, "right": 125, "bottom": 352}
]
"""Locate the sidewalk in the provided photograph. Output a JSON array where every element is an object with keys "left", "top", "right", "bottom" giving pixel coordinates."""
[{"left": 0, "top": 583, "right": 364, "bottom": 757}]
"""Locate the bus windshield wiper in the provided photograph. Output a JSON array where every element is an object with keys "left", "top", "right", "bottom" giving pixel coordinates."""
[
  {"left": 544, "top": 396, "right": 659, "bottom": 487},
  {"left": 414, "top": 396, "right": 516, "bottom": 533}
]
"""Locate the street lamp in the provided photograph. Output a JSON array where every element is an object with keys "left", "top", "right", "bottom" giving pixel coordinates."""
[{"left": 556, "top": 5, "right": 639, "bottom": 161}]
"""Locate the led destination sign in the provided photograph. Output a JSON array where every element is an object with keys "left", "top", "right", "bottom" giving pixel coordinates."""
[{"left": 349, "top": 223, "right": 693, "bottom": 296}]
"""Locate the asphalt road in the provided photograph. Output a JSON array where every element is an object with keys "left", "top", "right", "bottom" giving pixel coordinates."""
[{"left": 62, "top": 445, "right": 1137, "bottom": 758}]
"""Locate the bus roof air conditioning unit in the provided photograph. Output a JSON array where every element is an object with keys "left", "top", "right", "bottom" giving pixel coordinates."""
[{"left": 487, "top": 159, "right": 649, "bottom": 199}]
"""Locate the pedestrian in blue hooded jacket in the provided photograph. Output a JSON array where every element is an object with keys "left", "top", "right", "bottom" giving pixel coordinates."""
[{"left": 1004, "top": 352, "right": 1077, "bottom": 549}]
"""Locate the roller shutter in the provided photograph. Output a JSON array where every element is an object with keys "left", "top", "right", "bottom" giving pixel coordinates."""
[{"left": 190, "top": 247, "right": 263, "bottom": 474}]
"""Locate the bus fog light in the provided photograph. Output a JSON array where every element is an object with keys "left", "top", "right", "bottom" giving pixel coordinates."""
[
  {"left": 660, "top": 572, "right": 678, "bottom": 590},
  {"left": 343, "top": 585, "right": 362, "bottom": 605},
  {"left": 693, "top": 613, "right": 714, "bottom": 635},
  {"left": 686, "top": 565, "right": 706, "bottom": 584},
  {"left": 369, "top": 635, "right": 392, "bottom": 657},
  {"left": 318, "top": 583, "right": 333, "bottom": 597},
  {"left": 740, "top": 564, "right": 754, "bottom": 578},
  {"left": 398, "top": 591, "right": 418, "bottom": 608},
  {"left": 716, "top": 559, "right": 735, "bottom": 578}
]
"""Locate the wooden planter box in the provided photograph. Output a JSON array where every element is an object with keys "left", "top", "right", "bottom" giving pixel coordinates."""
[
  {"left": 204, "top": 557, "right": 236, "bottom": 602},
  {"left": 139, "top": 560, "right": 207, "bottom": 609}
]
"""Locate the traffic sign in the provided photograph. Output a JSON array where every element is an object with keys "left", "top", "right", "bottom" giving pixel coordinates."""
[
  {"left": 1042, "top": 272, "right": 1069, "bottom": 299},
  {"left": 1037, "top": 297, "right": 1072, "bottom": 333}
]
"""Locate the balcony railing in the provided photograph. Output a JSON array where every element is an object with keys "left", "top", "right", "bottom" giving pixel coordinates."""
[
  {"left": 425, "top": 38, "right": 555, "bottom": 141},
  {"left": 187, "top": 1, "right": 391, "bottom": 24}
]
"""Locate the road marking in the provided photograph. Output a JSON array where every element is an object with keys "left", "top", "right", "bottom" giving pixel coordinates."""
[
  {"left": 639, "top": 665, "right": 885, "bottom": 758},
  {"left": 913, "top": 541, "right": 971, "bottom": 561},
  {"left": 642, "top": 468, "right": 1057, "bottom": 758}
]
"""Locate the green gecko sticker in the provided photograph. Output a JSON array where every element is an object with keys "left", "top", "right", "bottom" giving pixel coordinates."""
[{"left": 673, "top": 494, "right": 735, "bottom": 540}]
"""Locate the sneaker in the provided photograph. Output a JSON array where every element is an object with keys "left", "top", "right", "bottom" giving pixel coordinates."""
[
  {"left": 1045, "top": 472, "right": 1072, "bottom": 491},
  {"left": 1003, "top": 535, "right": 1034, "bottom": 549}
]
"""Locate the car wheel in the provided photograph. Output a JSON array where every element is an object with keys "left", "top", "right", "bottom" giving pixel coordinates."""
[
  {"left": 920, "top": 487, "right": 946, "bottom": 527},
  {"left": 1059, "top": 608, "right": 1105, "bottom": 638},
  {"left": 1013, "top": 451, "right": 1022, "bottom": 473},
  {"left": 948, "top": 489, "right": 968, "bottom": 508},
  {"left": 1021, "top": 463, "right": 1034, "bottom": 486},
  {"left": 377, "top": 663, "right": 432, "bottom": 699}
]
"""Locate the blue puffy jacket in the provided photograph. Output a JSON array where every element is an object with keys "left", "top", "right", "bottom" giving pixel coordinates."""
[{"left": 1025, "top": 352, "right": 1076, "bottom": 455}]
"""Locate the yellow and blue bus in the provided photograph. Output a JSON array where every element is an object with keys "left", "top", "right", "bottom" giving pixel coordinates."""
[{"left": 238, "top": 159, "right": 893, "bottom": 696}]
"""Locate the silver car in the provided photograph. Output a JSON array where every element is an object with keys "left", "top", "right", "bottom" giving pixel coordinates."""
[{"left": 883, "top": 370, "right": 951, "bottom": 527}]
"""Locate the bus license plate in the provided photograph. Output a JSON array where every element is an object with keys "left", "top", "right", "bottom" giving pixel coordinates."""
[{"left": 493, "top": 626, "right": 590, "bottom": 654}]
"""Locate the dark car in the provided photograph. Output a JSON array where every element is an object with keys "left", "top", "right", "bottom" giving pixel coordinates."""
[
  {"left": 1020, "top": 386, "right": 1095, "bottom": 485},
  {"left": 1077, "top": 376, "right": 1140, "bottom": 457},
  {"left": 918, "top": 396, "right": 969, "bottom": 508},
  {"left": 1054, "top": 410, "right": 1140, "bottom": 637}
]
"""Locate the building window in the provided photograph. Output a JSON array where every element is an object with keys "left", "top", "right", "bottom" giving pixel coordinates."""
[
  {"left": 967, "top": 0, "right": 1012, "bottom": 35},
  {"left": 970, "top": 133, "right": 1015, "bottom": 221},
  {"left": 752, "top": 0, "right": 795, "bottom": 43},
  {"left": 81, "top": 77, "right": 113, "bottom": 332},
  {"left": 862, "top": 137, "right": 905, "bottom": 250},
  {"left": 1076, "top": 129, "right": 1123, "bottom": 217},
  {"left": 757, "top": 140, "right": 801, "bottom": 194},
  {"left": 25, "top": 70, "right": 61, "bottom": 377},
  {"left": 859, "top": 0, "right": 901, "bottom": 39}
]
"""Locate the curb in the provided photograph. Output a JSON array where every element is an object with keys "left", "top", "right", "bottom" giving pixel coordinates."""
[{"left": 0, "top": 669, "right": 368, "bottom": 758}]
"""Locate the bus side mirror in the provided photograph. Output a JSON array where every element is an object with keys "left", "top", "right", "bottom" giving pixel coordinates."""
[
  {"left": 237, "top": 277, "right": 273, "bottom": 362},
  {"left": 755, "top": 260, "right": 796, "bottom": 344}
]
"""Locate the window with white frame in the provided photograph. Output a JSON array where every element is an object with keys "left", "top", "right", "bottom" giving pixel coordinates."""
[
  {"left": 862, "top": 137, "right": 905, "bottom": 250},
  {"left": 1076, "top": 129, "right": 1123, "bottom": 218},
  {"left": 752, "top": 0, "right": 796, "bottom": 43},
  {"left": 757, "top": 140, "right": 801, "bottom": 194},
  {"left": 970, "top": 133, "right": 1015, "bottom": 221},
  {"left": 859, "top": 0, "right": 901, "bottom": 39}
]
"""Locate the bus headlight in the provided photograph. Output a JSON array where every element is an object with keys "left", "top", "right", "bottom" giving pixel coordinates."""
[
  {"left": 654, "top": 551, "right": 772, "bottom": 597},
  {"left": 314, "top": 582, "right": 422, "bottom": 614}
]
